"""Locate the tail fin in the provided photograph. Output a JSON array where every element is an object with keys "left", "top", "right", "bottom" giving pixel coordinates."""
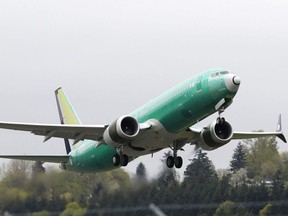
[
  {"left": 55, "top": 88, "right": 82, "bottom": 125},
  {"left": 55, "top": 88, "right": 82, "bottom": 152}
]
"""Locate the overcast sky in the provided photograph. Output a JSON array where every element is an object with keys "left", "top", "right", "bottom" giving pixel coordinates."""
[{"left": 0, "top": 0, "right": 288, "bottom": 178}]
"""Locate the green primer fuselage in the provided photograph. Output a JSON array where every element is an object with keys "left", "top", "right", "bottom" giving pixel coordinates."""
[{"left": 66, "top": 69, "right": 236, "bottom": 173}]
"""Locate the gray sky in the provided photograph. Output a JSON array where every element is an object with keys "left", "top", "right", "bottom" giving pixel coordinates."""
[{"left": 0, "top": 0, "right": 288, "bottom": 178}]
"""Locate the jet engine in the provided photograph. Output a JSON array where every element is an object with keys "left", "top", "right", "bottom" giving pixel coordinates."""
[
  {"left": 198, "top": 118, "right": 233, "bottom": 150},
  {"left": 103, "top": 115, "right": 140, "bottom": 147}
]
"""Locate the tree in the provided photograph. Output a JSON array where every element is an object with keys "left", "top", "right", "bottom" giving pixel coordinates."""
[
  {"left": 230, "top": 168, "right": 249, "bottom": 186},
  {"left": 230, "top": 142, "right": 246, "bottom": 173},
  {"left": 245, "top": 136, "right": 281, "bottom": 181},
  {"left": 280, "top": 151, "right": 288, "bottom": 181},
  {"left": 270, "top": 170, "right": 284, "bottom": 200},
  {"left": 1, "top": 160, "right": 32, "bottom": 188},
  {"left": 181, "top": 150, "right": 218, "bottom": 215},
  {"left": 32, "top": 161, "right": 45, "bottom": 178},
  {"left": 183, "top": 150, "right": 216, "bottom": 181},
  {"left": 148, "top": 151, "right": 180, "bottom": 205},
  {"left": 60, "top": 202, "right": 87, "bottom": 216},
  {"left": 259, "top": 204, "right": 272, "bottom": 216},
  {"left": 214, "top": 172, "right": 231, "bottom": 203},
  {"left": 31, "top": 210, "right": 50, "bottom": 216},
  {"left": 135, "top": 162, "right": 147, "bottom": 183},
  {"left": 214, "top": 201, "right": 252, "bottom": 216}
]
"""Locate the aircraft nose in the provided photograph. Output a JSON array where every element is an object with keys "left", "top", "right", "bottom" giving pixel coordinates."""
[{"left": 224, "top": 74, "right": 241, "bottom": 92}]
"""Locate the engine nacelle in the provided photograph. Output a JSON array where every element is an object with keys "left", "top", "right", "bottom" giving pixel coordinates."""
[
  {"left": 199, "top": 119, "right": 233, "bottom": 150},
  {"left": 103, "top": 115, "right": 140, "bottom": 147}
]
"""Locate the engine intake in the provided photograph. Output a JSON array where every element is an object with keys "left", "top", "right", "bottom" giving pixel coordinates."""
[
  {"left": 199, "top": 119, "right": 233, "bottom": 150},
  {"left": 103, "top": 115, "right": 139, "bottom": 147}
]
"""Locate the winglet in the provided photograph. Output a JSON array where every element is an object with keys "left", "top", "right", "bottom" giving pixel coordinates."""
[
  {"left": 276, "top": 114, "right": 283, "bottom": 132},
  {"left": 276, "top": 114, "right": 287, "bottom": 143}
]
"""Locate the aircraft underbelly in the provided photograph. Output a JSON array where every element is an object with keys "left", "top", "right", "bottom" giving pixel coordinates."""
[{"left": 122, "top": 119, "right": 193, "bottom": 157}]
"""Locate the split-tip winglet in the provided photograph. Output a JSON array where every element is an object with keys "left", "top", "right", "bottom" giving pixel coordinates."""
[
  {"left": 277, "top": 114, "right": 287, "bottom": 143},
  {"left": 278, "top": 134, "right": 287, "bottom": 143}
]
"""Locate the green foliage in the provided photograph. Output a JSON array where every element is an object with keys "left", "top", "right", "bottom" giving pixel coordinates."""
[
  {"left": 60, "top": 202, "right": 87, "bottom": 216},
  {"left": 31, "top": 210, "right": 50, "bottom": 216},
  {"left": 245, "top": 135, "right": 281, "bottom": 181},
  {"left": 0, "top": 136, "right": 288, "bottom": 215},
  {"left": 214, "top": 173, "right": 231, "bottom": 202},
  {"left": 1, "top": 160, "right": 32, "bottom": 188},
  {"left": 230, "top": 142, "right": 246, "bottom": 173},
  {"left": 214, "top": 200, "right": 253, "bottom": 216},
  {"left": 280, "top": 151, "right": 288, "bottom": 182},
  {"left": 182, "top": 150, "right": 218, "bottom": 202},
  {"left": 181, "top": 150, "right": 218, "bottom": 215},
  {"left": 259, "top": 204, "right": 272, "bottom": 216}
]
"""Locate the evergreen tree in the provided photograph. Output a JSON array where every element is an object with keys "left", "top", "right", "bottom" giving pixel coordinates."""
[
  {"left": 183, "top": 150, "right": 216, "bottom": 180},
  {"left": 230, "top": 142, "right": 246, "bottom": 173},
  {"left": 135, "top": 162, "right": 147, "bottom": 182},
  {"left": 181, "top": 150, "right": 218, "bottom": 215},
  {"left": 214, "top": 173, "right": 231, "bottom": 203},
  {"left": 150, "top": 151, "right": 179, "bottom": 205},
  {"left": 271, "top": 169, "right": 284, "bottom": 200}
]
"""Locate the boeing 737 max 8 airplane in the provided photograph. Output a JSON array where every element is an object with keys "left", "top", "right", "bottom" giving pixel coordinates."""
[{"left": 0, "top": 69, "right": 286, "bottom": 172}]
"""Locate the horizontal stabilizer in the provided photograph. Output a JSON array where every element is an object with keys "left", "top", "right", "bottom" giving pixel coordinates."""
[{"left": 0, "top": 155, "right": 70, "bottom": 163}]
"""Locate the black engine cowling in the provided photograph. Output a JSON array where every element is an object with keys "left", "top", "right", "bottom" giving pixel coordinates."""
[
  {"left": 199, "top": 119, "right": 233, "bottom": 150},
  {"left": 103, "top": 115, "right": 139, "bottom": 147}
]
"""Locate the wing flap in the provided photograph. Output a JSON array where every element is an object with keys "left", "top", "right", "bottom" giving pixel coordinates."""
[
  {"left": 0, "top": 155, "right": 70, "bottom": 163},
  {"left": 0, "top": 121, "right": 108, "bottom": 142}
]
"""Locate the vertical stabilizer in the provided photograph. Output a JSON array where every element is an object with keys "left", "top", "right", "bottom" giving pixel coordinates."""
[
  {"left": 55, "top": 88, "right": 82, "bottom": 151},
  {"left": 55, "top": 88, "right": 82, "bottom": 125}
]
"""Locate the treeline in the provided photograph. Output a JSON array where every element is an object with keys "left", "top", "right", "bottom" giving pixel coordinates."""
[{"left": 1, "top": 136, "right": 288, "bottom": 215}]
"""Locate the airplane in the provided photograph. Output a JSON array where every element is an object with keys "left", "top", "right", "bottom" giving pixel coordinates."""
[{"left": 0, "top": 69, "right": 286, "bottom": 173}]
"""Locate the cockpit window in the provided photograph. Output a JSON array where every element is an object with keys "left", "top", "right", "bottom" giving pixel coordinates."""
[
  {"left": 210, "top": 72, "right": 219, "bottom": 78},
  {"left": 210, "top": 71, "right": 229, "bottom": 78}
]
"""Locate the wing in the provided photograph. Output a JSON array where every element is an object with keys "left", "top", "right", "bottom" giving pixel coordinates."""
[
  {"left": 0, "top": 155, "right": 70, "bottom": 163},
  {"left": 233, "top": 114, "right": 286, "bottom": 143},
  {"left": 189, "top": 115, "right": 286, "bottom": 151},
  {"left": 233, "top": 131, "right": 286, "bottom": 143},
  {"left": 0, "top": 121, "right": 108, "bottom": 143}
]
